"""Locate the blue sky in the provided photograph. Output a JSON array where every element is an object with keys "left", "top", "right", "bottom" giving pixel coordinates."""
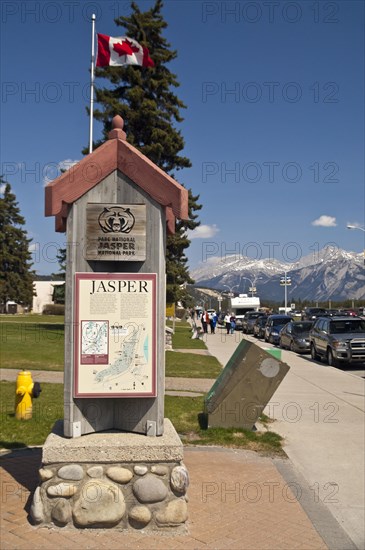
[{"left": 1, "top": 0, "right": 364, "bottom": 275}]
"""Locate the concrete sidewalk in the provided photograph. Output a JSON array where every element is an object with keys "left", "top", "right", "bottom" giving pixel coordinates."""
[
  {"left": 200, "top": 328, "right": 365, "bottom": 549},
  {"left": 0, "top": 368, "right": 214, "bottom": 394}
]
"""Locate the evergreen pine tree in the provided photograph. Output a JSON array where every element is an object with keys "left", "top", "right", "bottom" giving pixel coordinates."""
[
  {"left": 51, "top": 248, "right": 66, "bottom": 304},
  {"left": 0, "top": 179, "right": 35, "bottom": 310},
  {"left": 92, "top": 0, "right": 201, "bottom": 304},
  {"left": 52, "top": 248, "right": 66, "bottom": 281}
]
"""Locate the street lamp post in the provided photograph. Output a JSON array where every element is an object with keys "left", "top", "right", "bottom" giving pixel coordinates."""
[
  {"left": 240, "top": 277, "right": 262, "bottom": 297},
  {"left": 222, "top": 284, "right": 239, "bottom": 312},
  {"left": 223, "top": 284, "right": 239, "bottom": 297},
  {"left": 280, "top": 271, "right": 291, "bottom": 312},
  {"left": 240, "top": 277, "right": 254, "bottom": 296}
]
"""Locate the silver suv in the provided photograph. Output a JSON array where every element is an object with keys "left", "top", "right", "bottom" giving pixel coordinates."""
[
  {"left": 242, "top": 311, "right": 266, "bottom": 334},
  {"left": 309, "top": 316, "right": 365, "bottom": 367}
]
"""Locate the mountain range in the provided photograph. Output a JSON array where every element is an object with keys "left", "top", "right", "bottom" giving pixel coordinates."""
[{"left": 190, "top": 247, "right": 365, "bottom": 302}]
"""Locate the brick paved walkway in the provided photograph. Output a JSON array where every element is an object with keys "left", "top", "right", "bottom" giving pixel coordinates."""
[{"left": 1, "top": 447, "right": 328, "bottom": 550}]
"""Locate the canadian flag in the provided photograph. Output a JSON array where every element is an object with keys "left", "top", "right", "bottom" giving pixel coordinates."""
[{"left": 96, "top": 34, "right": 154, "bottom": 68}]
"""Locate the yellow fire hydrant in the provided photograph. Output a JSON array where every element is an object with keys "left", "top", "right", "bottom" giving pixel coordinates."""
[{"left": 15, "top": 371, "right": 41, "bottom": 420}]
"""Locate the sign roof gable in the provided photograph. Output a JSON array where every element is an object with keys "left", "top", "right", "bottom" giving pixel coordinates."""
[{"left": 45, "top": 116, "right": 189, "bottom": 233}]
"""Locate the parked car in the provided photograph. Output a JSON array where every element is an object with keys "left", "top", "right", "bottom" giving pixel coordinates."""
[
  {"left": 264, "top": 315, "right": 292, "bottom": 345},
  {"left": 301, "top": 307, "right": 327, "bottom": 321},
  {"left": 234, "top": 317, "right": 243, "bottom": 331},
  {"left": 338, "top": 309, "right": 358, "bottom": 317},
  {"left": 291, "top": 310, "right": 303, "bottom": 319},
  {"left": 242, "top": 311, "right": 266, "bottom": 334},
  {"left": 356, "top": 307, "right": 365, "bottom": 318},
  {"left": 325, "top": 309, "right": 341, "bottom": 317},
  {"left": 253, "top": 316, "right": 268, "bottom": 339},
  {"left": 279, "top": 321, "right": 313, "bottom": 353},
  {"left": 309, "top": 316, "right": 365, "bottom": 367}
]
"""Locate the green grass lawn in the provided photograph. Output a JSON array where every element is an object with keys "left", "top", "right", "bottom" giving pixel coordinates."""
[
  {"left": 166, "top": 351, "right": 221, "bottom": 378},
  {"left": 1, "top": 318, "right": 64, "bottom": 371},
  {"left": 0, "top": 382, "right": 283, "bottom": 455},
  {"left": 0, "top": 314, "right": 64, "bottom": 324},
  {"left": 168, "top": 321, "right": 207, "bottom": 350},
  {"left": 0, "top": 316, "right": 283, "bottom": 455},
  {"left": 0, "top": 381, "right": 64, "bottom": 448},
  {"left": 1, "top": 317, "right": 206, "bottom": 372}
]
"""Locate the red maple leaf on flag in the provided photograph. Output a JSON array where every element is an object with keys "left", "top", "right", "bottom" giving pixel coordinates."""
[{"left": 113, "top": 38, "right": 140, "bottom": 58}]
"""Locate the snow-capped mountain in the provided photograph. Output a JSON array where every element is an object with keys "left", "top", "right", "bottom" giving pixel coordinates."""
[{"left": 191, "top": 247, "right": 365, "bottom": 301}]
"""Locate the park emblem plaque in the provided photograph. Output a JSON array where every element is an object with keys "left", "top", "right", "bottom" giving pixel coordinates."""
[
  {"left": 85, "top": 203, "right": 146, "bottom": 261},
  {"left": 74, "top": 272, "right": 156, "bottom": 398}
]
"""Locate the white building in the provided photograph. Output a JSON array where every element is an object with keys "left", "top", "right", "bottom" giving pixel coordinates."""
[{"left": 32, "top": 281, "right": 64, "bottom": 313}]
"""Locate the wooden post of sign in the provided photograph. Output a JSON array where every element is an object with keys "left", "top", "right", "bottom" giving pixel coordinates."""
[{"left": 64, "top": 192, "right": 164, "bottom": 437}]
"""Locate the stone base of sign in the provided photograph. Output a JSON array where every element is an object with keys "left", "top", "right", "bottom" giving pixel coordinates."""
[{"left": 30, "top": 419, "right": 189, "bottom": 532}]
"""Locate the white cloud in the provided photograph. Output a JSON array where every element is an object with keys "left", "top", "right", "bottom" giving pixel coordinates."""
[
  {"left": 187, "top": 224, "right": 219, "bottom": 239},
  {"left": 43, "top": 158, "right": 79, "bottom": 186},
  {"left": 311, "top": 215, "right": 337, "bottom": 227},
  {"left": 0, "top": 183, "right": 6, "bottom": 194}
]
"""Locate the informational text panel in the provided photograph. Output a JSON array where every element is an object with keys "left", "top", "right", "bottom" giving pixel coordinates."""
[{"left": 74, "top": 273, "right": 156, "bottom": 398}]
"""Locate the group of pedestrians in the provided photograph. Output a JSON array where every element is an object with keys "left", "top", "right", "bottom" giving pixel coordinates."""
[
  {"left": 195, "top": 309, "right": 237, "bottom": 335},
  {"left": 190, "top": 307, "right": 238, "bottom": 337},
  {"left": 199, "top": 310, "right": 218, "bottom": 334}
]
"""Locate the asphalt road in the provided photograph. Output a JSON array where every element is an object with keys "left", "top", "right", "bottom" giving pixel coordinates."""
[{"left": 336, "top": 363, "right": 365, "bottom": 379}]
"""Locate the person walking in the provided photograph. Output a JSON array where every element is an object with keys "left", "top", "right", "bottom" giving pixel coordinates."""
[
  {"left": 230, "top": 313, "right": 236, "bottom": 334},
  {"left": 201, "top": 311, "right": 209, "bottom": 334},
  {"left": 210, "top": 311, "right": 217, "bottom": 334},
  {"left": 204, "top": 311, "right": 210, "bottom": 333},
  {"left": 224, "top": 312, "right": 231, "bottom": 335}
]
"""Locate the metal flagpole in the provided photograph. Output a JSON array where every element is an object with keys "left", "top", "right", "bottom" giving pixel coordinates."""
[{"left": 89, "top": 13, "right": 96, "bottom": 154}]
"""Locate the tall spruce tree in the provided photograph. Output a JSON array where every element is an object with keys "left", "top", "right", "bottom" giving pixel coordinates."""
[
  {"left": 0, "top": 179, "right": 35, "bottom": 310},
  {"left": 92, "top": 0, "right": 201, "bottom": 304}
]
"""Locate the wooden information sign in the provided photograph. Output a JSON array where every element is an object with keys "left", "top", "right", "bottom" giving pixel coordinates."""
[{"left": 45, "top": 115, "right": 189, "bottom": 437}]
